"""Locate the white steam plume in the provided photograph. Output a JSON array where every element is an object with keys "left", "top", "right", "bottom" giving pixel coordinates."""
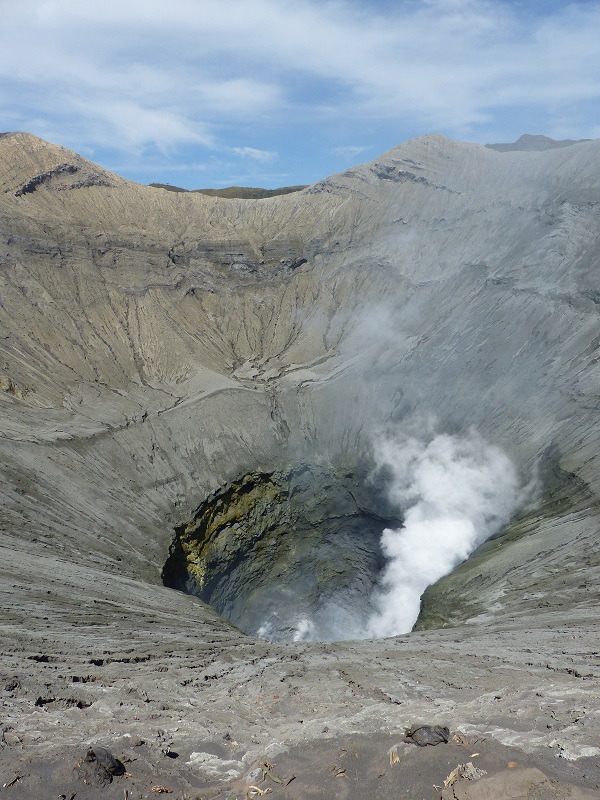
[
  {"left": 292, "top": 617, "right": 316, "bottom": 642},
  {"left": 367, "top": 429, "right": 521, "bottom": 638}
]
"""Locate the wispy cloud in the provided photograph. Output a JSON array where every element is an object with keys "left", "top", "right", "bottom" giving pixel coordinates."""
[
  {"left": 71, "top": 99, "right": 215, "bottom": 154},
  {"left": 231, "top": 147, "right": 276, "bottom": 163},
  {"left": 2, "top": 0, "right": 599, "bottom": 186},
  {"left": 332, "top": 145, "right": 370, "bottom": 160}
]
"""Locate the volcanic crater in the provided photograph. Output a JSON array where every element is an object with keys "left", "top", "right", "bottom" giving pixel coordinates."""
[{"left": 0, "top": 131, "right": 599, "bottom": 798}]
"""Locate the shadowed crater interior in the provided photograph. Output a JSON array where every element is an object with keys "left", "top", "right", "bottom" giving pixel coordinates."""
[{"left": 162, "top": 464, "right": 400, "bottom": 642}]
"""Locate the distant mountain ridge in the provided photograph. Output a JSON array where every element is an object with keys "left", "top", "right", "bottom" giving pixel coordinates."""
[
  {"left": 149, "top": 183, "right": 308, "bottom": 198},
  {"left": 486, "top": 133, "right": 591, "bottom": 152}
]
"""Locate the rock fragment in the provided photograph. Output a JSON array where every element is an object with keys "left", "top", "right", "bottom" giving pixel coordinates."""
[
  {"left": 404, "top": 724, "right": 450, "bottom": 746},
  {"left": 76, "top": 745, "right": 125, "bottom": 787}
]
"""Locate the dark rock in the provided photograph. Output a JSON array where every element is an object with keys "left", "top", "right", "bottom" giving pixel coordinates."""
[
  {"left": 403, "top": 724, "right": 450, "bottom": 746},
  {"left": 289, "top": 257, "right": 307, "bottom": 270},
  {"left": 77, "top": 745, "right": 125, "bottom": 787},
  {"left": 15, "top": 163, "right": 78, "bottom": 196}
]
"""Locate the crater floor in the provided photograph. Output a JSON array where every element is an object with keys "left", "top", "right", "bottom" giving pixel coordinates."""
[{"left": 0, "top": 131, "right": 598, "bottom": 798}]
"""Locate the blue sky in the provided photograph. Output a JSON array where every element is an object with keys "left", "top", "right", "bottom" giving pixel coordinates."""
[{"left": 1, "top": 0, "right": 599, "bottom": 188}]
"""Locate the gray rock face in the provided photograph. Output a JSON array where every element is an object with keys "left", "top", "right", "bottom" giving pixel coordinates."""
[
  {"left": 0, "top": 131, "right": 599, "bottom": 796},
  {"left": 161, "top": 464, "right": 396, "bottom": 641}
]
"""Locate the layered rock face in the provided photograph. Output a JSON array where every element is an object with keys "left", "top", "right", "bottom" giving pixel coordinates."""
[{"left": 0, "top": 132, "right": 598, "bottom": 790}]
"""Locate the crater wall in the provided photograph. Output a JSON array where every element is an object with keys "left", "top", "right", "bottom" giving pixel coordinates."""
[{"left": 0, "top": 132, "right": 598, "bottom": 789}]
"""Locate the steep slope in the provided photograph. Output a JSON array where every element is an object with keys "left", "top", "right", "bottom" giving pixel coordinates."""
[{"left": 0, "top": 132, "right": 598, "bottom": 796}]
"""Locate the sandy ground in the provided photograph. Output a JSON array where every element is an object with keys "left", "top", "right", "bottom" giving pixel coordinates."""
[{"left": 1, "top": 726, "right": 599, "bottom": 800}]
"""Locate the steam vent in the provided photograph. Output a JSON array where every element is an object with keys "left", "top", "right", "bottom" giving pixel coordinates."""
[{"left": 0, "top": 132, "right": 599, "bottom": 797}]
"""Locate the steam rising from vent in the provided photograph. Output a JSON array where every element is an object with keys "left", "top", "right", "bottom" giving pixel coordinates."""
[
  {"left": 366, "top": 429, "right": 521, "bottom": 638},
  {"left": 171, "top": 431, "right": 525, "bottom": 644}
]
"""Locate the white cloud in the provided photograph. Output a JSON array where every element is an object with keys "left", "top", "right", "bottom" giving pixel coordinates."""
[
  {"left": 72, "top": 100, "right": 214, "bottom": 153},
  {"left": 231, "top": 147, "right": 276, "bottom": 163},
  {"left": 1, "top": 0, "right": 599, "bottom": 167},
  {"left": 193, "top": 78, "right": 281, "bottom": 119}
]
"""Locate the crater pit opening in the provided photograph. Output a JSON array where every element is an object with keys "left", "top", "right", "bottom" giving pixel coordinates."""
[
  {"left": 162, "top": 463, "right": 400, "bottom": 642},
  {"left": 162, "top": 430, "right": 532, "bottom": 643}
]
